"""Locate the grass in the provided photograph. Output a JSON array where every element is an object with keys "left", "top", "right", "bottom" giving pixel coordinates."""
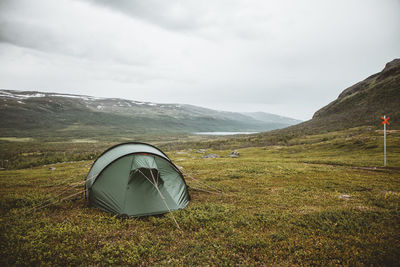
[
  {"left": 1, "top": 128, "right": 400, "bottom": 265},
  {"left": 70, "top": 139, "right": 99, "bottom": 143},
  {"left": 0, "top": 137, "right": 34, "bottom": 142}
]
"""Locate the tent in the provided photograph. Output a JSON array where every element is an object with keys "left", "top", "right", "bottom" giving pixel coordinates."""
[{"left": 85, "top": 142, "right": 190, "bottom": 217}]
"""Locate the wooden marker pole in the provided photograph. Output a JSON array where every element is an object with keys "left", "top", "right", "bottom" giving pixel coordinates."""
[
  {"left": 381, "top": 115, "right": 390, "bottom": 167},
  {"left": 384, "top": 115, "right": 387, "bottom": 166}
]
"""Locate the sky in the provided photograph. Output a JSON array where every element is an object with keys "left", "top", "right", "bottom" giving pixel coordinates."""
[{"left": 0, "top": 0, "right": 399, "bottom": 120}]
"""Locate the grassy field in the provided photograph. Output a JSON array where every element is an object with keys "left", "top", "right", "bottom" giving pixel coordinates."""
[
  {"left": 0, "top": 133, "right": 220, "bottom": 170},
  {"left": 1, "top": 128, "right": 400, "bottom": 265}
]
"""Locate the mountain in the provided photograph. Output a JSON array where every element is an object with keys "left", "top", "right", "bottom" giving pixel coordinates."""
[
  {"left": 4, "top": 58, "right": 396, "bottom": 141},
  {"left": 0, "top": 90, "right": 300, "bottom": 138},
  {"left": 188, "top": 58, "right": 400, "bottom": 149},
  {"left": 289, "top": 58, "right": 400, "bottom": 133},
  {"left": 242, "top": 112, "right": 302, "bottom": 125}
]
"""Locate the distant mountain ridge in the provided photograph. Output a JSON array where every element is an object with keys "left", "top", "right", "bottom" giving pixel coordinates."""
[
  {"left": 243, "top": 112, "right": 301, "bottom": 124},
  {"left": 290, "top": 58, "right": 400, "bottom": 133},
  {"left": 0, "top": 89, "right": 300, "bottom": 138}
]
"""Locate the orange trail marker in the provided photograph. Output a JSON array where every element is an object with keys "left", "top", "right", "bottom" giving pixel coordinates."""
[{"left": 381, "top": 116, "right": 390, "bottom": 125}]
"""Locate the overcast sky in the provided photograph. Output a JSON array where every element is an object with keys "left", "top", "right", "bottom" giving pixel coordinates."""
[{"left": 0, "top": 0, "right": 399, "bottom": 120}]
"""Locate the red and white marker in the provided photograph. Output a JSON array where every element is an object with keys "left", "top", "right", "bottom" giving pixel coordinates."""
[{"left": 381, "top": 116, "right": 390, "bottom": 166}]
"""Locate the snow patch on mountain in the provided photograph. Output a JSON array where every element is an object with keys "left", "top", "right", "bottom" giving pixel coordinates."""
[{"left": 0, "top": 91, "right": 45, "bottom": 99}]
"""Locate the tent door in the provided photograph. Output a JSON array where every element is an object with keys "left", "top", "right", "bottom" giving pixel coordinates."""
[{"left": 122, "top": 168, "right": 177, "bottom": 216}]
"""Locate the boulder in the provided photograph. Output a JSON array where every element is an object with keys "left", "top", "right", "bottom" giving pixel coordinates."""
[
  {"left": 202, "top": 154, "right": 219, "bottom": 159},
  {"left": 229, "top": 150, "right": 240, "bottom": 158}
]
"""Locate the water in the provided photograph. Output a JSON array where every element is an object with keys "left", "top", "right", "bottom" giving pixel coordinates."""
[{"left": 194, "top": 131, "right": 259, "bottom": 136}]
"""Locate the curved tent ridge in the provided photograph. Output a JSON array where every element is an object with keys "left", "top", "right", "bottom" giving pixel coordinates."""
[
  {"left": 86, "top": 142, "right": 170, "bottom": 185},
  {"left": 95, "top": 142, "right": 170, "bottom": 161}
]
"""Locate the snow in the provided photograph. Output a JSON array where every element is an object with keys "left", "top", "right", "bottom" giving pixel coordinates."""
[
  {"left": 0, "top": 90, "right": 101, "bottom": 101},
  {"left": 0, "top": 91, "right": 165, "bottom": 109},
  {"left": 131, "top": 101, "right": 158, "bottom": 106},
  {"left": 0, "top": 91, "right": 45, "bottom": 99},
  {"left": 31, "top": 93, "right": 45, "bottom": 97},
  {"left": 49, "top": 94, "right": 94, "bottom": 101}
]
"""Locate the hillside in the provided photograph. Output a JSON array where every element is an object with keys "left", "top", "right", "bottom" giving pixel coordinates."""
[
  {"left": 0, "top": 90, "right": 300, "bottom": 138},
  {"left": 242, "top": 112, "right": 301, "bottom": 125},
  {"left": 295, "top": 58, "right": 400, "bottom": 133}
]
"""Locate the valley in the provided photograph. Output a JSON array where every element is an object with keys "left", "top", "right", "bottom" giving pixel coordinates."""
[
  {"left": 0, "top": 90, "right": 301, "bottom": 139},
  {"left": 1, "top": 59, "right": 399, "bottom": 265}
]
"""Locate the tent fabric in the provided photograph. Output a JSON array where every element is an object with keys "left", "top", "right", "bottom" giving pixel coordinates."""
[
  {"left": 86, "top": 143, "right": 168, "bottom": 189},
  {"left": 85, "top": 142, "right": 190, "bottom": 217}
]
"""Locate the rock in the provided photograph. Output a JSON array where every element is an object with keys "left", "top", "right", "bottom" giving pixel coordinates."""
[
  {"left": 49, "top": 167, "right": 56, "bottom": 171},
  {"left": 229, "top": 150, "right": 240, "bottom": 158},
  {"left": 339, "top": 194, "right": 352, "bottom": 200},
  {"left": 202, "top": 154, "right": 219, "bottom": 159},
  {"left": 196, "top": 149, "right": 206, "bottom": 153}
]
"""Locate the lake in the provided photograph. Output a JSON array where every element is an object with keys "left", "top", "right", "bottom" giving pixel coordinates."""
[{"left": 194, "top": 131, "right": 259, "bottom": 136}]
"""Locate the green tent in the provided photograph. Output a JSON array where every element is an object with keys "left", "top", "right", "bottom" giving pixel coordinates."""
[{"left": 85, "top": 142, "right": 190, "bottom": 217}]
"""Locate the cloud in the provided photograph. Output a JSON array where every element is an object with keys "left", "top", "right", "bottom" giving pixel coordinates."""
[
  {"left": 83, "top": 0, "right": 207, "bottom": 31},
  {"left": 81, "top": 0, "right": 280, "bottom": 40},
  {"left": 0, "top": 0, "right": 399, "bottom": 120},
  {"left": 0, "top": 0, "right": 156, "bottom": 66}
]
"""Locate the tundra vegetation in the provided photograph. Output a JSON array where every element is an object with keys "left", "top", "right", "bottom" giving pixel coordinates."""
[{"left": 0, "top": 127, "right": 399, "bottom": 265}]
